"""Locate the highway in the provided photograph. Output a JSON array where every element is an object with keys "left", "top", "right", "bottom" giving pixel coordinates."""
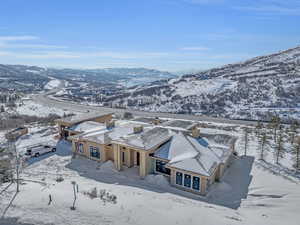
[{"left": 32, "top": 90, "right": 256, "bottom": 126}]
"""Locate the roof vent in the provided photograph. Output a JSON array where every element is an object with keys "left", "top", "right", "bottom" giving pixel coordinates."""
[{"left": 191, "top": 127, "right": 200, "bottom": 138}]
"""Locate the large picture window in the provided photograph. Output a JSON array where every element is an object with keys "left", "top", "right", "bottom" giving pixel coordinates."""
[
  {"left": 192, "top": 176, "right": 200, "bottom": 191},
  {"left": 90, "top": 146, "right": 100, "bottom": 159},
  {"left": 176, "top": 172, "right": 183, "bottom": 185},
  {"left": 184, "top": 174, "right": 191, "bottom": 188},
  {"left": 155, "top": 160, "right": 171, "bottom": 175}
]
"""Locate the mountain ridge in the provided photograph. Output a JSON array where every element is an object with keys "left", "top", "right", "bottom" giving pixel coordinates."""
[{"left": 105, "top": 46, "right": 300, "bottom": 121}]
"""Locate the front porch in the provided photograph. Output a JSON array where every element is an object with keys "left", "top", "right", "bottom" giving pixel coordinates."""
[{"left": 113, "top": 145, "right": 152, "bottom": 178}]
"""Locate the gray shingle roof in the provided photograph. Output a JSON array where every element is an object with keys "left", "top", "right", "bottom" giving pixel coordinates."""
[
  {"left": 154, "top": 132, "right": 235, "bottom": 177},
  {"left": 161, "top": 119, "right": 197, "bottom": 130}
]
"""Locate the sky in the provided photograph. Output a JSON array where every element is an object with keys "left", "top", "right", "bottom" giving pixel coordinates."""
[{"left": 0, "top": 0, "right": 299, "bottom": 72}]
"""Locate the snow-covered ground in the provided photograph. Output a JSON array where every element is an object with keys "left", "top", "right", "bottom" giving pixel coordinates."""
[
  {"left": 172, "top": 78, "right": 237, "bottom": 98},
  {"left": 1, "top": 124, "right": 300, "bottom": 225},
  {"left": 44, "top": 79, "right": 61, "bottom": 90},
  {"left": 16, "top": 100, "right": 70, "bottom": 117}
]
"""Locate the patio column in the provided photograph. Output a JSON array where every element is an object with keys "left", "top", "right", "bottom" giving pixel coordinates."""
[
  {"left": 113, "top": 144, "right": 122, "bottom": 171},
  {"left": 139, "top": 151, "right": 147, "bottom": 177}
]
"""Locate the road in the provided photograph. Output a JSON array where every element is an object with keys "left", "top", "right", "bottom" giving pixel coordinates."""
[{"left": 32, "top": 90, "right": 256, "bottom": 126}]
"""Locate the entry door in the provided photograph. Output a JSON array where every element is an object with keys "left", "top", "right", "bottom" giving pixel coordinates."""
[
  {"left": 136, "top": 152, "right": 140, "bottom": 166},
  {"left": 122, "top": 151, "right": 125, "bottom": 164}
]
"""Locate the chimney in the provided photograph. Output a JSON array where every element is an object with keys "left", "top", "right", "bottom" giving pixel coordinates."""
[
  {"left": 192, "top": 127, "right": 200, "bottom": 138},
  {"left": 152, "top": 117, "right": 161, "bottom": 125},
  {"left": 133, "top": 125, "right": 143, "bottom": 134},
  {"left": 106, "top": 120, "right": 115, "bottom": 129}
]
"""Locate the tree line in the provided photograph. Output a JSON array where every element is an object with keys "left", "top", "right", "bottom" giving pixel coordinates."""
[{"left": 242, "top": 115, "right": 300, "bottom": 171}]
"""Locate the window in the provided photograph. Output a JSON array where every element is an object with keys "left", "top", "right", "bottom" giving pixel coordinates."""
[
  {"left": 192, "top": 176, "right": 200, "bottom": 191},
  {"left": 77, "top": 143, "right": 84, "bottom": 153},
  {"left": 90, "top": 146, "right": 100, "bottom": 159},
  {"left": 176, "top": 172, "right": 183, "bottom": 185},
  {"left": 184, "top": 174, "right": 191, "bottom": 188},
  {"left": 155, "top": 160, "right": 171, "bottom": 175}
]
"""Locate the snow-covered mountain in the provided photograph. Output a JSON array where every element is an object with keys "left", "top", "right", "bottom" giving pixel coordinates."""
[
  {"left": 106, "top": 46, "right": 300, "bottom": 121},
  {"left": 0, "top": 65, "right": 176, "bottom": 91},
  {"left": 45, "top": 67, "right": 176, "bottom": 87}
]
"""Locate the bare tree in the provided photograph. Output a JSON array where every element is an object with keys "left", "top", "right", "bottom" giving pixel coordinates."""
[{"left": 70, "top": 181, "right": 77, "bottom": 210}]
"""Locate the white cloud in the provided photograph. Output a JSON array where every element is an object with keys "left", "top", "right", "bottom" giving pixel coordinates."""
[
  {"left": 183, "top": 0, "right": 224, "bottom": 4},
  {"left": 181, "top": 46, "right": 210, "bottom": 51},
  {"left": 0, "top": 35, "right": 39, "bottom": 41},
  {"left": 233, "top": 0, "right": 300, "bottom": 16},
  {"left": 0, "top": 50, "right": 172, "bottom": 60},
  {"left": 0, "top": 43, "right": 67, "bottom": 49}
]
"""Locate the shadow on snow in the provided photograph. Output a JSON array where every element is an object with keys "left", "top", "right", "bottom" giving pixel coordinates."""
[
  {"left": 24, "top": 140, "right": 71, "bottom": 165},
  {"left": 65, "top": 153, "right": 255, "bottom": 210}
]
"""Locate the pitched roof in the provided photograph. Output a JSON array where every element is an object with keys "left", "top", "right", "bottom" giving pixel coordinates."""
[
  {"left": 116, "top": 127, "right": 172, "bottom": 150},
  {"left": 56, "top": 111, "right": 112, "bottom": 125},
  {"left": 68, "top": 121, "right": 106, "bottom": 132},
  {"left": 161, "top": 119, "right": 198, "bottom": 130},
  {"left": 154, "top": 132, "right": 234, "bottom": 176}
]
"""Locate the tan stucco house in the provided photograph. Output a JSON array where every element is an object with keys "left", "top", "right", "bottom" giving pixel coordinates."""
[{"left": 67, "top": 118, "right": 237, "bottom": 195}]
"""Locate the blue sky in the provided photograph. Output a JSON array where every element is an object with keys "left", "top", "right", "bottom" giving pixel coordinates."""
[{"left": 0, "top": 0, "right": 299, "bottom": 72}]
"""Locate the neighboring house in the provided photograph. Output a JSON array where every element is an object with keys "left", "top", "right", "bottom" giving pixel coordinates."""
[
  {"left": 68, "top": 119, "right": 237, "bottom": 195},
  {"left": 5, "top": 126, "right": 28, "bottom": 141},
  {"left": 55, "top": 112, "right": 113, "bottom": 139}
]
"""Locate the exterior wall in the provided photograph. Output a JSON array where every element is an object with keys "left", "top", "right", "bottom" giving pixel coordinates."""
[
  {"left": 93, "top": 114, "right": 113, "bottom": 124},
  {"left": 5, "top": 127, "right": 28, "bottom": 140},
  {"left": 112, "top": 144, "right": 157, "bottom": 178},
  {"left": 152, "top": 157, "right": 170, "bottom": 176},
  {"left": 169, "top": 168, "right": 207, "bottom": 195},
  {"left": 104, "top": 145, "right": 114, "bottom": 161},
  {"left": 72, "top": 140, "right": 107, "bottom": 163}
]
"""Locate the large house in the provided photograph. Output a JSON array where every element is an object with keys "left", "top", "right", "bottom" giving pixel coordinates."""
[{"left": 66, "top": 117, "right": 237, "bottom": 195}]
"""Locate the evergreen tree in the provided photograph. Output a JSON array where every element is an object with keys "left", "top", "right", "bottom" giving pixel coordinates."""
[
  {"left": 274, "top": 130, "right": 285, "bottom": 164},
  {"left": 292, "top": 137, "right": 300, "bottom": 171},
  {"left": 270, "top": 115, "right": 281, "bottom": 143},
  {"left": 255, "top": 121, "right": 263, "bottom": 137},
  {"left": 289, "top": 121, "right": 299, "bottom": 145},
  {"left": 243, "top": 128, "right": 250, "bottom": 156},
  {"left": 257, "top": 131, "right": 269, "bottom": 161}
]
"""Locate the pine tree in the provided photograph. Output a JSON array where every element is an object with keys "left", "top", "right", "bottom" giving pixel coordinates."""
[
  {"left": 274, "top": 130, "right": 285, "bottom": 164},
  {"left": 243, "top": 128, "right": 250, "bottom": 156},
  {"left": 255, "top": 121, "right": 263, "bottom": 137},
  {"left": 289, "top": 121, "right": 299, "bottom": 145},
  {"left": 257, "top": 131, "right": 269, "bottom": 161},
  {"left": 292, "top": 137, "right": 300, "bottom": 171},
  {"left": 271, "top": 115, "right": 281, "bottom": 143}
]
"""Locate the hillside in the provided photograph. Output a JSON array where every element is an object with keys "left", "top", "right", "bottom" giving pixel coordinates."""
[
  {"left": 0, "top": 65, "right": 176, "bottom": 92},
  {"left": 106, "top": 46, "right": 300, "bottom": 121},
  {"left": 0, "top": 64, "right": 49, "bottom": 92}
]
